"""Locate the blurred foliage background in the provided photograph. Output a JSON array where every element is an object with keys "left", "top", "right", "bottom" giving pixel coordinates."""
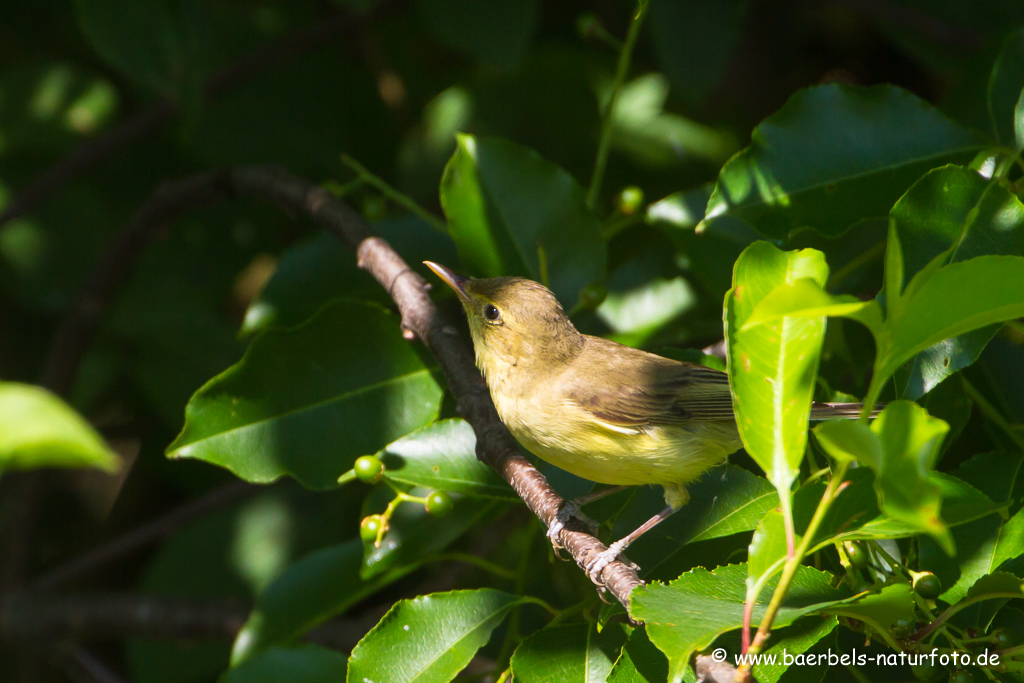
[{"left": 1, "top": 0, "right": 1023, "bottom": 681}]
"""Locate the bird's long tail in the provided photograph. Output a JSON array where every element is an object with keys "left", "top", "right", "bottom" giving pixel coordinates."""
[{"left": 809, "top": 402, "right": 881, "bottom": 420}]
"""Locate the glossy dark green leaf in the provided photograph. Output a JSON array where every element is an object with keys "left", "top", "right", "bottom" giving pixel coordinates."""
[
  {"left": 369, "top": 419, "right": 514, "bottom": 498},
  {"left": 930, "top": 506, "right": 1024, "bottom": 604},
  {"left": 361, "top": 490, "right": 506, "bottom": 579},
  {"left": 72, "top": 0, "right": 202, "bottom": 97},
  {"left": 828, "top": 584, "right": 916, "bottom": 637},
  {"left": 888, "top": 166, "right": 1024, "bottom": 398},
  {"left": 510, "top": 622, "right": 628, "bottom": 683},
  {"left": 167, "top": 300, "right": 443, "bottom": 490},
  {"left": 831, "top": 401, "right": 952, "bottom": 551},
  {"left": 988, "top": 27, "right": 1024, "bottom": 147},
  {"left": 726, "top": 242, "right": 828, "bottom": 501},
  {"left": 647, "top": 0, "right": 747, "bottom": 104},
  {"left": 0, "top": 382, "right": 119, "bottom": 473},
  {"left": 242, "top": 218, "right": 458, "bottom": 335},
  {"left": 610, "top": 465, "right": 778, "bottom": 580},
  {"left": 811, "top": 467, "right": 996, "bottom": 548},
  {"left": 631, "top": 563, "right": 851, "bottom": 682},
  {"left": 440, "top": 135, "right": 606, "bottom": 306},
  {"left": 703, "top": 84, "right": 978, "bottom": 239},
  {"left": 607, "top": 626, "right": 669, "bottom": 683},
  {"left": 223, "top": 645, "right": 347, "bottom": 683},
  {"left": 347, "top": 589, "right": 525, "bottom": 683},
  {"left": 882, "top": 255, "right": 1024, "bottom": 385},
  {"left": 415, "top": 0, "right": 538, "bottom": 70},
  {"left": 952, "top": 450, "right": 1024, "bottom": 507},
  {"left": 231, "top": 540, "right": 412, "bottom": 664}
]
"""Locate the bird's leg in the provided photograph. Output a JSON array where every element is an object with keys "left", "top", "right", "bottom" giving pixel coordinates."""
[
  {"left": 585, "top": 504, "right": 678, "bottom": 583},
  {"left": 546, "top": 485, "right": 628, "bottom": 547}
]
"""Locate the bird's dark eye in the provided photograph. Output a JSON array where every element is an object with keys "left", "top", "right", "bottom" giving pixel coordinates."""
[{"left": 484, "top": 304, "right": 501, "bottom": 322}]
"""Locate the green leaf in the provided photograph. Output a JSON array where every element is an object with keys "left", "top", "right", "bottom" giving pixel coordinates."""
[
  {"left": 928, "top": 506, "right": 1024, "bottom": 604},
  {"left": 242, "top": 219, "right": 459, "bottom": 336},
  {"left": 167, "top": 300, "right": 443, "bottom": 490},
  {"left": 223, "top": 645, "right": 347, "bottom": 683},
  {"left": 813, "top": 420, "right": 881, "bottom": 466},
  {"left": 369, "top": 419, "right": 514, "bottom": 499},
  {"left": 630, "top": 563, "right": 851, "bottom": 682},
  {"left": 703, "top": 84, "right": 978, "bottom": 239},
  {"left": 0, "top": 382, "right": 119, "bottom": 473},
  {"left": 647, "top": 0, "right": 747, "bottom": 105},
  {"left": 887, "top": 165, "right": 1024, "bottom": 398},
  {"left": 747, "top": 509, "right": 790, "bottom": 601},
  {"left": 953, "top": 450, "right": 1024, "bottom": 507},
  {"left": 988, "top": 27, "right": 1024, "bottom": 148},
  {"left": 751, "top": 616, "right": 837, "bottom": 683},
  {"left": 440, "top": 135, "right": 606, "bottom": 306},
  {"left": 231, "top": 541, "right": 412, "bottom": 664},
  {"left": 866, "top": 401, "right": 952, "bottom": 552},
  {"left": 607, "top": 627, "right": 669, "bottom": 683},
  {"left": 347, "top": 589, "right": 525, "bottom": 683},
  {"left": 510, "top": 622, "right": 628, "bottom": 683},
  {"left": 415, "top": 0, "right": 537, "bottom": 70},
  {"left": 741, "top": 279, "right": 883, "bottom": 335},
  {"left": 608, "top": 74, "right": 737, "bottom": 166},
  {"left": 725, "top": 242, "right": 828, "bottom": 499},
  {"left": 881, "top": 255, "right": 1024, "bottom": 383},
  {"left": 809, "top": 468, "right": 996, "bottom": 549},
  {"left": 610, "top": 465, "right": 778, "bottom": 580},
  {"left": 1017, "top": 87, "right": 1024, "bottom": 152},
  {"left": 828, "top": 584, "right": 916, "bottom": 635},
  {"left": 73, "top": 0, "right": 203, "bottom": 98}
]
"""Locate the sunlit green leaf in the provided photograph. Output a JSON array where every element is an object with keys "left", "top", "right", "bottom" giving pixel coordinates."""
[
  {"left": 367, "top": 419, "right": 514, "bottom": 499},
  {"left": 348, "top": 589, "right": 526, "bottom": 683},
  {"left": 440, "top": 134, "right": 606, "bottom": 306},
  {"left": 747, "top": 509, "right": 790, "bottom": 602},
  {"left": 223, "top": 645, "right": 347, "bottom": 683},
  {"left": 726, "top": 242, "right": 828, "bottom": 504},
  {"left": 0, "top": 382, "right": 119, "bottom": 473},
  {"left": 510, "top": 622, "right": 628, "bottom": 683},
  {"left": 167, "top": 300, "right": 443, "bottom": 490},
  {"left": 631, "top": 564, "right": 851, "bottom": 683},
  {"left": 703, "top": 84, "right": 978, "bottom": 239}
]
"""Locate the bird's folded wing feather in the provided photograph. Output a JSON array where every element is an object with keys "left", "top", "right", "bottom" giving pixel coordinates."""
[{"left": 565, "top": 340, "right": 737, "bottom": 426}]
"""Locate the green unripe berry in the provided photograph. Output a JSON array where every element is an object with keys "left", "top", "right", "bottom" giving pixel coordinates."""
[
  {"left": 425, "top": 490, "right": 454, "bottom": 517},
  {"left": 845, "top": 541, "right": 869, "bottom": 569},
  {"left": 991, "top": 627, "right": 1018, "bottom": 649},
  {"left": 360, "top": 515, "right": 383, "bottom": 542},
  {"left": 949, "top": 670, "right": 973, "bottom": 683},
  {"left": 354, "top": 455, "right": 385, "bottom": 484},
  {"left": 617, "top": 186, "right": 645, "bottom": 215},
  {"left": 911, "top": 662, "right": 938, "bottom": 681},
  {"left": 576, "top": 12, "right": 601, "bottom": 38},
  {"left": 890, "top": 618, "right": 914, "bottom": 638},
  {"left": 913, "top": 572, "right": 942, "bottom": 599}
]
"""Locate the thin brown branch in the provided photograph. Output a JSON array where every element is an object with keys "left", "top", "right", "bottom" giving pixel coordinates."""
[{"left": 34, "top": 164, "right": 738, "bottom": 682}]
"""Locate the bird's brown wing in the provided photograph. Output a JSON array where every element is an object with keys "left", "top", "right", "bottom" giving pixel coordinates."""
[{"left": 564, "top": 338, "right": 737, "bottom": 427}]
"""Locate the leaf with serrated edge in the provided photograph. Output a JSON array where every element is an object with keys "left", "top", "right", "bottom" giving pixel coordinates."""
[{"left": 510, "top": 622, "right": 628, "bottom": 683}]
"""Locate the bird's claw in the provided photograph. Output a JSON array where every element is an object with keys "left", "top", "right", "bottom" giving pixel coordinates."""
[
  {"left": 546, "top": 500, "right": 599, "bottom": 549},
  {"left": 584, "top": 541, "right": 638, "bottom": 584}
]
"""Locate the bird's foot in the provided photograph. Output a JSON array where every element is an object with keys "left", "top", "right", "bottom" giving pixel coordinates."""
[
  {"left": 546, "top": 500, "right": 599, "bottom": 549},
  {"left": 585, "top": 540, "right": 639, "bottom": 584}
]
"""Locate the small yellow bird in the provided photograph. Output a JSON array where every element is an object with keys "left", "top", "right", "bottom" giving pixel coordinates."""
[{"left": 425, "top": 262, "right": 865, "bottom": 579}]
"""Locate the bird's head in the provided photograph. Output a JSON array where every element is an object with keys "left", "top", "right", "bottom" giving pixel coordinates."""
[{"left": 424, "top": 262, "right": 582, "bottom": 380}]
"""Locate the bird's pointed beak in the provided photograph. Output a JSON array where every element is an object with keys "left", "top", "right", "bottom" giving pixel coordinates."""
[{"left": 424, "top": 261, "right": 471, "bottom": 302}]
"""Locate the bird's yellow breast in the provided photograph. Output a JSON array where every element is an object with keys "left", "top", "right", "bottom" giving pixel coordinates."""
[{"left": 490, "top": 387, "right": 741, "bottom": 487}]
